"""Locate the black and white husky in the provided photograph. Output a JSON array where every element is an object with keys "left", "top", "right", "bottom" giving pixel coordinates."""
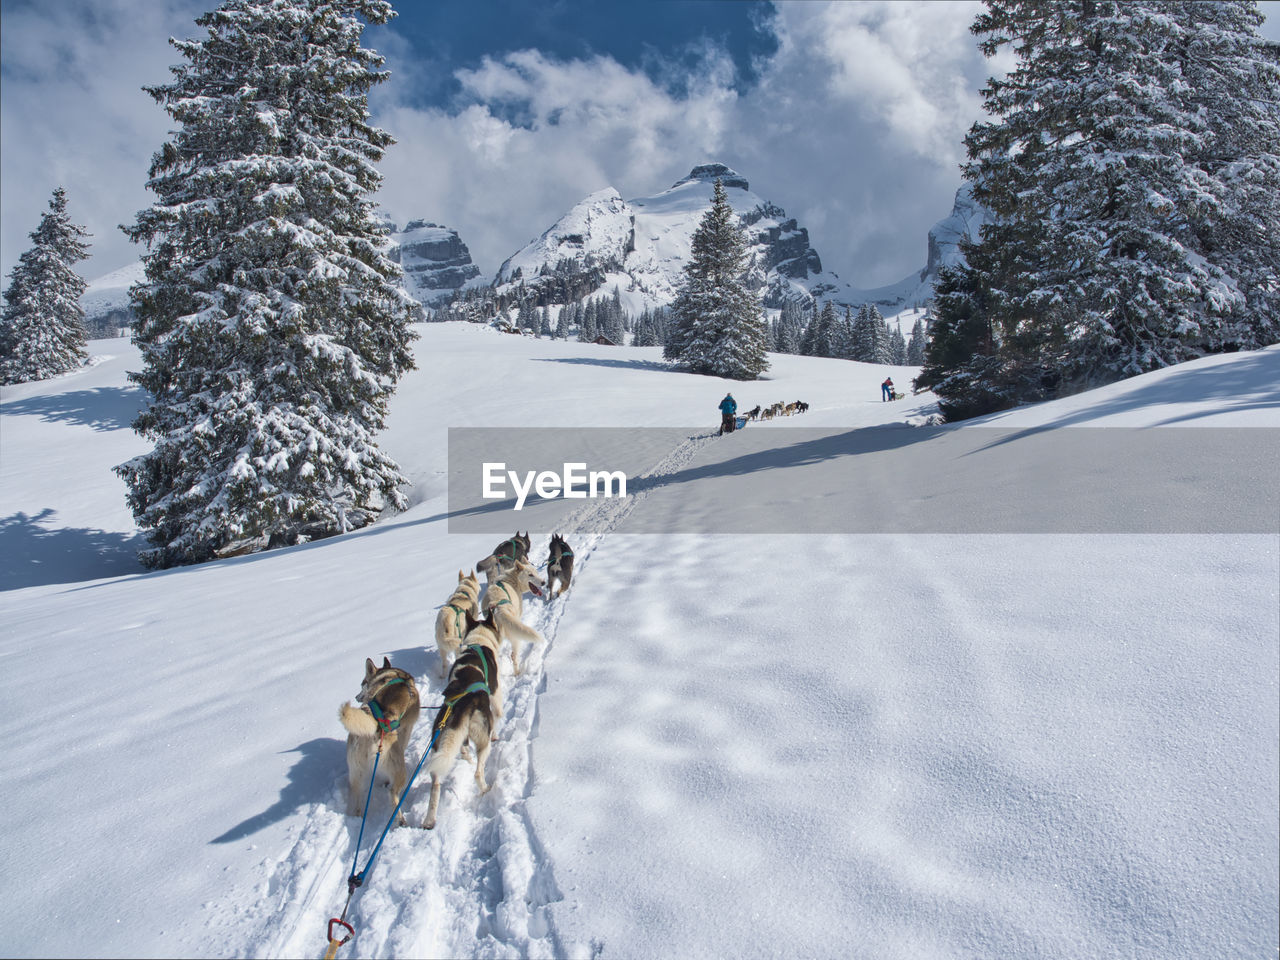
[
  {"left": 476, "top": 531, "right": 531, "bottom": 583},
  {"left": 424, "top": 618, "right": 503, "bottom": 830},
  {"left": 546, "top": 532, "right": 574, "bottom": 599}
]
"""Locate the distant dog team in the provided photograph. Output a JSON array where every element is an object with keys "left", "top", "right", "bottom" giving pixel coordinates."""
[{"left": 749, "top": 400, "right": 809, "bottom": 422}]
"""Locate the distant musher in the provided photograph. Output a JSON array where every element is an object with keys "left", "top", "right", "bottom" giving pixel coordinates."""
[
  {"left": 882, "top": 377, "right": 894, "bottom": 402},
  {"left": 718, "top": 393, "right": 737, "bottom": 435}
]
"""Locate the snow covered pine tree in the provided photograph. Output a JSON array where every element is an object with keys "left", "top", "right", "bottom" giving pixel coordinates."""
[
  {"left": 117, "top": 0, "right": 418, "bottom": 568},
  {"left": 931, "top": 0, "right": 1280, "bottom": 418},
  {"left": 664, "top": 179, "right": 769, "bottom": 380},
  {"left": 0, "top": 188, "right": 91, "bottom": 385}
]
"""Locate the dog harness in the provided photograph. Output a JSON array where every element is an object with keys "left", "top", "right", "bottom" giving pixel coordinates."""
[
  {"left": 368, "top": 677, "right": 406, "bottom": 733},
  {"left": 489, "top": 581, "right": 516, "bottom": 608},
  {"left": 433, "top": 645, "right": 493, "bottom": 732},
  {"left": 445, "top": 602, "right": 470, "bottom": 635}
]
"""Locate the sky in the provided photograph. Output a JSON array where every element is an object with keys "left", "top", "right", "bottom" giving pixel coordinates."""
[{"left": 2, "top": 0, "right": 1279, "bottom": 293}]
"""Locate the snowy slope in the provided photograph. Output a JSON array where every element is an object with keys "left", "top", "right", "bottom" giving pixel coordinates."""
[{"left": 1, "top": 329, "right": 1276, "bottom": 959}]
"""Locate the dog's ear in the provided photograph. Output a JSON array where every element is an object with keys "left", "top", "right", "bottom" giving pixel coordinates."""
[
  {"left": 382, "top": 656, "right": 391, "bottom": 669},
  {"left": 458, "top": 569, "right": 465, "bottom": 582},
  {"left": 365, "top": 657, "right": 376, "bottom": 677}
]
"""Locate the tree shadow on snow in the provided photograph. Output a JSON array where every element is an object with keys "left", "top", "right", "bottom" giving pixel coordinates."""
[
  {"left": 532, "top": 355, "right": 673, "bottom": 374},
  {"left": 0, "top": 510, "right": 145, "bottom": 591},
  {"left": 210, "top": 737, "right": 347, "bottom": 844},
  {"left": 0, "top": 385, "right": 144, "bottom": 432}
]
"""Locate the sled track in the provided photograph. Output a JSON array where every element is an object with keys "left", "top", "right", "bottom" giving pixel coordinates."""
[{"left": 214, "top": 431, "right": 715, "bottom": 958}]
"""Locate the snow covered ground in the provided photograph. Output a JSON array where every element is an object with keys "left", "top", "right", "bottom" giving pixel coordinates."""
[{"left": 1, "top": 325, "right": 1276, "bottom": 959}]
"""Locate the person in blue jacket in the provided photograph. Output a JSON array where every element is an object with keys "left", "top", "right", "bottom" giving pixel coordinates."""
[{"left": 718, "top": 393, "right": 737, "bottom": 435}]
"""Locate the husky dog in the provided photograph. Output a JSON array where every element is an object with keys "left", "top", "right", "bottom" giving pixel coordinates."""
[
  {"left": 796, "top": 401, "right": 809, "bottom": 414},
  {"left": 476, "top": 531, "right": 531, "bottom": 583},
  {"left": 746, "top": 405, "right": 761, "bottom": 421},
  {"left": 435, "top": 569, "right": 481, "bottom": 677},
  {"left": 481, "top": 557, "right": 545, "bottom": 674},
  {"left": 424, "top": 617, "right": 503, "bottom": 830},
  {"left": 338, "top": 657, "right": 421, "bottom": 826},
  {"left": 546, "top": 532, "right": 574, "bottom": 599}
]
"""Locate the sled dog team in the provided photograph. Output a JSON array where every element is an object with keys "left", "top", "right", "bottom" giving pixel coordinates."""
[
  {"left": 338, "top": 531, "right": 574, "bottom": 830},
  {"left": 749, "top": 400, "right": 809, "bottom": 422}
]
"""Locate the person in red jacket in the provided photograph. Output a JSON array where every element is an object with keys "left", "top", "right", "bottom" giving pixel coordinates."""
[{"left": 882, "top": 377, "right": 894, "bottom": 401}]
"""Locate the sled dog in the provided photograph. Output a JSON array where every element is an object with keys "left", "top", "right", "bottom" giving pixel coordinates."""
[
  {"left": 476, "top": 531, "right": 531, "bottom": 582},
  {"left": 546, "top": 532, "right": 574, "bottom": 599},
  {"left": 796, "top": 400, "right": 809, "bottom": 414},
  {"left": 482, "top": 557, "right": 545, "bottom": 674},
  {"left": 435, "top": 569, "right": 481, "bottom": 677},
  {"left": 424, "top": 617, "right": 503, "bottom": 830},
  {"left": 338, "top": 657, "right": 421, "bottom": 826},
  {"left": 746, "top": 405, "right": 761, "bottom": 421}
]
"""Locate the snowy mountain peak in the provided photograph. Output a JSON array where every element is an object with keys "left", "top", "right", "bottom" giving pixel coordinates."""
[
  {"left": 670, "top": 162, "right": 749, "bottom": 191},
  {"left": 495, "top": 188, "right": 636, "bottom": 285}
]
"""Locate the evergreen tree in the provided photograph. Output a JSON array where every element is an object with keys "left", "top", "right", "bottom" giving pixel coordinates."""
[
  {"left": 870, "top": 308, "right": 893, "bottom": 364},
  {"left": 890, "top": 322, "right": 908, "bottom": 365},
  {"left": 515, "top": 297, "right": 537, "bottom": 333},
  {"left": 798, "top": 302, "right": 820, "bottom": 356},
  {"left": 906, "top": 317, "right": 927, "bottom": 365},
  {"left": 117, "top": 0, "right": 417, "bottom": 568},
  {"left": 1174, "top": 1, "right": 1280, "bottom": 346},
  {"left": 539, "top": 306, "right": 552, "bottom": 338},
  {"left": 578, "top": 299, "right": 598, "bottom": 342},
  {"left": 633, "top": 307, "right": 658, "bottom": 347},
  {"left": 1, "top": 187, "right": 91, "bottom": 384},
  {"left": 811, "top": 301, "right": 837, "bottom": 358},
  {"left": 776, "top": 301, "right": 804, "bottom": 354},
  {"left": 651, "top": 306, "right": 668, "bottom": 346},
  {"left": 849, "top": 305, "right": 875, "bottom": 362},
  {"left": 664, "top": 180, "right": 768, "bottom": 379},
  {"left": 913, "top": 262, "right": 1028, "bottom": 420},
  {"left": 959, "top": 0, "right": 1277, "bottom": 400},
  {"left": 606, "top": 286, "right": 626, "bottom": 343},
  {"left": 830, "top": 306, "right": 853, "bottom": 359}
]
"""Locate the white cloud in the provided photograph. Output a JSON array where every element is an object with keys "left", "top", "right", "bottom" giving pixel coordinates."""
[
  {"left": 2, "top": 0, "right": 1004, "bottom": 292},
  {"left": 1, "top": 0, "right": 206, "bottom": 285},
  {"left": 372, "top": 2, "right": 996, "bottom": 288}
]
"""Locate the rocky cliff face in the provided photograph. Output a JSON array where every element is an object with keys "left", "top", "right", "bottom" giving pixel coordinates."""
[
  {"left": 388, "top": 220, "right": 485, "bottom": 308},
  {"left": 82, "top": 218, "right": 485, "bottom": 329}
]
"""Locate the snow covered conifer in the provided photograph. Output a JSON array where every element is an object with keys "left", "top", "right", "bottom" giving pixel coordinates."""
[
  {"left": 117, "top": 0, "right": 418, "bottom": 568},
  {"left": 960, "top": 0, "right": 1277, "bottom": 397},
  {"left": 665, "top": 180, "right": 769, "bottom": 379},
  {"left": 578, "top": 299, "right": 598, "bottom": 342},
  {"left": 890, "top": 322, "right": 908, "bottom": 365},
  {"left": 1173, "top": 1, "right": 1280, "bottom": 347},
  {"left": 1, "top": 188, "right": 91, "bottom": 384},
  {"left": 906, "top": 317, "right": 927, "bottom": 365}
]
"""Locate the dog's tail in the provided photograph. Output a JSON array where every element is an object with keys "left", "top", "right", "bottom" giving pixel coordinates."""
[
  {"left": 495, "top": 605, "right": 544, "bottom": 644},
  {"left": 339, "top": 702, "right": 380, "bottom": 738},
  {"left": 426, "top": 705, "right": 490, "bottom": 778}
]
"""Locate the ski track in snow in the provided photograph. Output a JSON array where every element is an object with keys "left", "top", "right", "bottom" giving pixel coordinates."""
[{"left": 216, "top": 429, "right": 717, "bottom": 959}]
